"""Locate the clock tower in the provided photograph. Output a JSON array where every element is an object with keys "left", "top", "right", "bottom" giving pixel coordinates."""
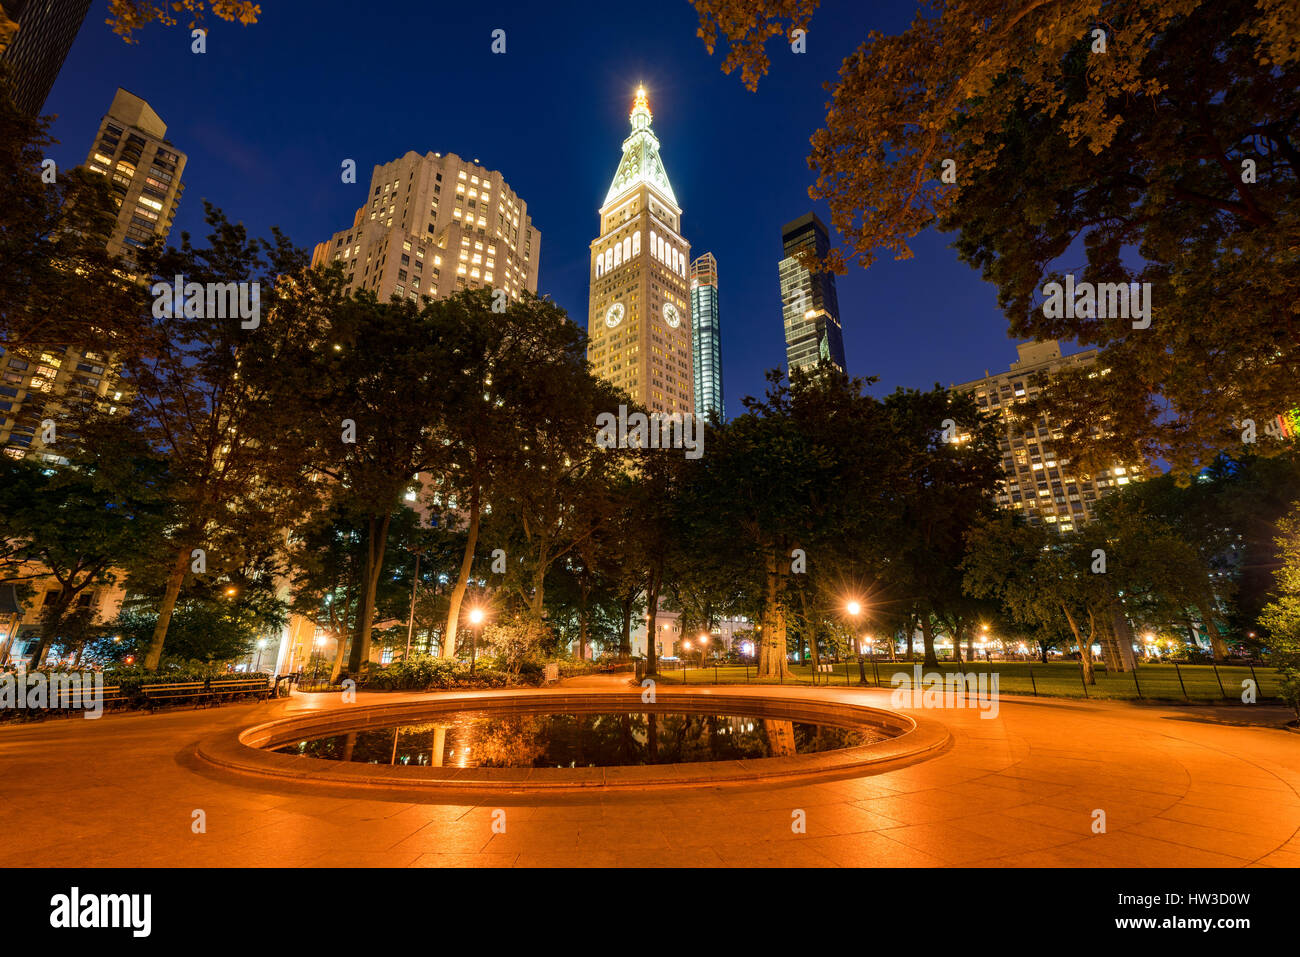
[{"left": 587, "top": 88, "right": 694, "bottom": 416}]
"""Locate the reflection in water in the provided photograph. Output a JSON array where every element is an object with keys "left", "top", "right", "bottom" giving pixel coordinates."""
[
  {"left": 762, "top": 719, "right": 797, "bottom": 757},
  {"left": 274, "top": 711, "right": 885, "bottom": 768}
]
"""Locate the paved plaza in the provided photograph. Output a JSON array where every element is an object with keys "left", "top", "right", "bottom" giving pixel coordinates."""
[{"left": 3, "top": 677, "right": 1298, "bottom": 868}]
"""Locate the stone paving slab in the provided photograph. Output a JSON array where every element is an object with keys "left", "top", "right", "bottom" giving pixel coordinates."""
[{"left": 1, "top": 678, "right": 1297, "bottom": 867}]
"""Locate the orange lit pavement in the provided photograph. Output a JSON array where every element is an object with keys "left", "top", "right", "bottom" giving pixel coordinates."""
[{"left": 2, "top": 677, "right": 1298, "bottom": 868}]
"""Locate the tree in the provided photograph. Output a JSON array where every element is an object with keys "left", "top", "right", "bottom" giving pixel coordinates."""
[
  {"left": 429, "top": 290, "right": 600, "bottom": 659},
  {"left": 304, "top": 290, "right": 453, "bottom": 675},
  {"left": 689, "top": 366, "right": 899, "bottom": 677},
  {"left": 0, "top": 64, "right": 146, "bottom": 354},
  {"left": 104, "top": 1, "right": 261, "bottom": 42},
  {"left": 693, "top": 0, "right": 1300, "bottom": 474},
  {"left": 1259, "top": 504, "right": 1300, "bottom": 718},
  {"left": 0, "top": 423, "right": 168, "bottom": 667},
  {"left": 879, "top": 384, "right": 1002, "bottom": 666},
  {"left": 125, "top": 205, "right": 335, "bottom": 671}
]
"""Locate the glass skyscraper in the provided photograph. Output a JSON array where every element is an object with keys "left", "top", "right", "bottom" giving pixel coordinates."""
[
  {"left": 778, "top": 212, "right": 846, "bottom": 375},
  {"left": 0, "top": 0, "right": 93, "bottom": 115},
  {"left": 690, "top": 252, "right": 723, "bottom": 421}
]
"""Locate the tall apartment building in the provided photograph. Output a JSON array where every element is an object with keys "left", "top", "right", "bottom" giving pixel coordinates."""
[
  {"left": 690, "top": 253, "right": 723, "bottom": 421},
  {"left": 779, "top": 212, "right": 846, "bottom": 376},
  {"left": 0, "top": 88, "right": 182, "bottom": 458},
  {"left": 310, "top": 151, "right": 539, "bottom": 303},
  {"left": 85, "top": 88, "right": 187, "bottom": 267},
  {"left": 0, "top": 0, "right": 92, "bottom": 115},
  {"left": 953, "top": 340, "right": 1143, "bottom": 531},
  {"left": 586, "top": 88, "right": 694, "bottom": 416}
]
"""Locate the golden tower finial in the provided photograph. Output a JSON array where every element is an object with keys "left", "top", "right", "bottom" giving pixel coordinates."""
[{"left": 631, "top": 86, "right": 651, "bottom": 128}]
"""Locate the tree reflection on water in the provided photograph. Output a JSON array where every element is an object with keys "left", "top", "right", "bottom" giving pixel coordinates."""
[{"left": 276, "top": 711, "right": 879, "bottom": 767}]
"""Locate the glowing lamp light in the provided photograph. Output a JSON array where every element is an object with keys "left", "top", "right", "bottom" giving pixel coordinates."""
[
  {"left": 469, "top": 608, "right": 484, "bottom": 626},
  {"left": 846, "top": 600, "right": 861, "bottom": 616}
]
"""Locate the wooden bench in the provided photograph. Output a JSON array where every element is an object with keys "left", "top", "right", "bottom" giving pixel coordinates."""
[{"left": 140, "top": 678, "right": 271, "bottom": 709}]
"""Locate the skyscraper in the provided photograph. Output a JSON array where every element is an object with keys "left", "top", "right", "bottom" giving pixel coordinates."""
[
  {"left": 85, "top": 88, "right": 187, "bottom": 269},
  {"left": 952, "top": 340, "right": 1145, "bottom": 531},
  {"left": 690, "top": 252, "right": 723, "bottom": 421},
  {"left": 779, "top": 212, "right": 846, "bottom": 375},
  {"left": 0, "top": 87, "right": 183, "bottom": 458},
  {"left": 311, "top": 151, "right": 539, "bottom": 303},
  {"left": 0, "top": 0, "right": 91, "bottom": 115},
  {"left": 587, "top": 87, "right": 694, "bottom": 416}
]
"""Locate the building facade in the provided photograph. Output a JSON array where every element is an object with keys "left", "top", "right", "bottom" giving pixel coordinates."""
[
  {"left": 0, "top": 0, "right": 92, "bottom": 115},
  {"left": 779, "top": 212, "right": 846, "bottom": 375},
  {"left": 310, "top": 151, "right": 539, "bottom": 304},
  {"left": 85, "top": 87, "right": 187, "bottom": 267},
  {"left": 952, "top": 340, "right": 1143, "bottom": 531},
  {"left": 690, "top": 252, "right": 723, "bottom": 421},
  {"left": 586, "top": 88, "right": 694, "bottom": 416},
  {"left": 1, "top": 88, "right": 179, "bottom": 458}
]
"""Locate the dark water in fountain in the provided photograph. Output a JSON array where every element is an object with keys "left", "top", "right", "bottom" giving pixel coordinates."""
[{"left": 272, "top": 710, "right": 886, "bottom": 768}]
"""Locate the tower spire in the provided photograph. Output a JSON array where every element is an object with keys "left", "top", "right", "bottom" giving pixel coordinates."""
[
  {"left": 605, "top": 85, "right": 677, "bottom": 207},
  {"left": 631, "top": 86, "right": 651, "bottom": 130}
]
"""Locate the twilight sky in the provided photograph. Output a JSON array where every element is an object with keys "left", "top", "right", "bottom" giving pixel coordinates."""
[{"left": 43, "top": 0, "right": 1058, "bottom": 419}]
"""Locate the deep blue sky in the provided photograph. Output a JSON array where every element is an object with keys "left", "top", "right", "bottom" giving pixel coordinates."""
[{"left": 44, "top": 0, "right": 1047, "bottom": 418}]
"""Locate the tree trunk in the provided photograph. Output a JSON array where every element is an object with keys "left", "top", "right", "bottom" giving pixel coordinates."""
[
  {"left": 1195, "top": 597, "right": 1229, "bottom": 660},
  {"left": 443, "top": 482, "right": 481, "bottom": 659},
  {"left": 144, "top": 546, "right": 191, "bottom": 672},
  {"left": 619, "top": 589, "right": 634, "bottom": 658},
  {"left": 951, "top": 621, "right": 963, "bottom": 664},
  {"left": 348, "top": 512, "right": 391, "bottom": 674},
  {"left": 1109, "top": 606, "right": 1137, "bottom": 671},
  {"left": 578, "top": 575, "right": 589, "bottom": 661},
  {"left": 920, "top": 613, "right": 939, "bottom": 668},
  {"left": 644, "top": 568, "right": 662, "bottom": 676},
  {"left": 756, "top": 550, "right": 791, "bottom": 677},
  {"left": 25, "top": 589, "right": 74, "bottom": 670},
  {"left": 801, "top": 590, "right": 819, "bottom": 671},
  {"left": 0, "top": 614, "right": 16, "bottom": 666},
  {"left": 1062, "top": 603, "right": 1094, "bottom": 684}
]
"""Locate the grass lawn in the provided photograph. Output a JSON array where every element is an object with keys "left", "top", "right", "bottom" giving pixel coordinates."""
[{"left": 648, "top": 659, "right": 1284, "bottom": 703}]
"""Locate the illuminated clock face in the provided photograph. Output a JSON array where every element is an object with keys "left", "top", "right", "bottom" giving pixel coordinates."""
[
  {"left": 662, "top": 302, "right": 681, "bottom": 328},
  {"left": 605, "top": 302, "right": 625, "bottom": 328}
]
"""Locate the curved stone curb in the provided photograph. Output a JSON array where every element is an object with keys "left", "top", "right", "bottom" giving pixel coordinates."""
[{"left": 196, "top": 691, "right": 949, "bottom": 793}]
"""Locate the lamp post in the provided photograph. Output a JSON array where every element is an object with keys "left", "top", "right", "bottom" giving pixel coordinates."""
[
  {"left": 846, "top": 600, "right": 867, "bottom": 685},
  {"left": 698, "top": 632, "right": 709, "bottom": 666},
  {"left": 254, "top": 638, "right": 267, "bottom": 673},
  {"left": 468, "top": 607, "right": 484, "bottom": 673}
]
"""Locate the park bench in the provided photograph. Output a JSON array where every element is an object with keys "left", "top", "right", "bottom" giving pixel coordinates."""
[{"left": 140, "top": 677, "right": 272, "bottom": 710}]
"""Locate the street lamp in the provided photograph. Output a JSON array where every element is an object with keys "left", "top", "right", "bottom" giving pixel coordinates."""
[
  {"left": 254, "top": 637, "right": 267, "bottom": 673},
  {"left": 846, "top": 600, "right": 868, "bottom": 685},
  {"left": 224, "top": 586, "right": 238, "bottom": 597},
  {"left": 468, "top": 607, "right": 484, "bottom": 673}
]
